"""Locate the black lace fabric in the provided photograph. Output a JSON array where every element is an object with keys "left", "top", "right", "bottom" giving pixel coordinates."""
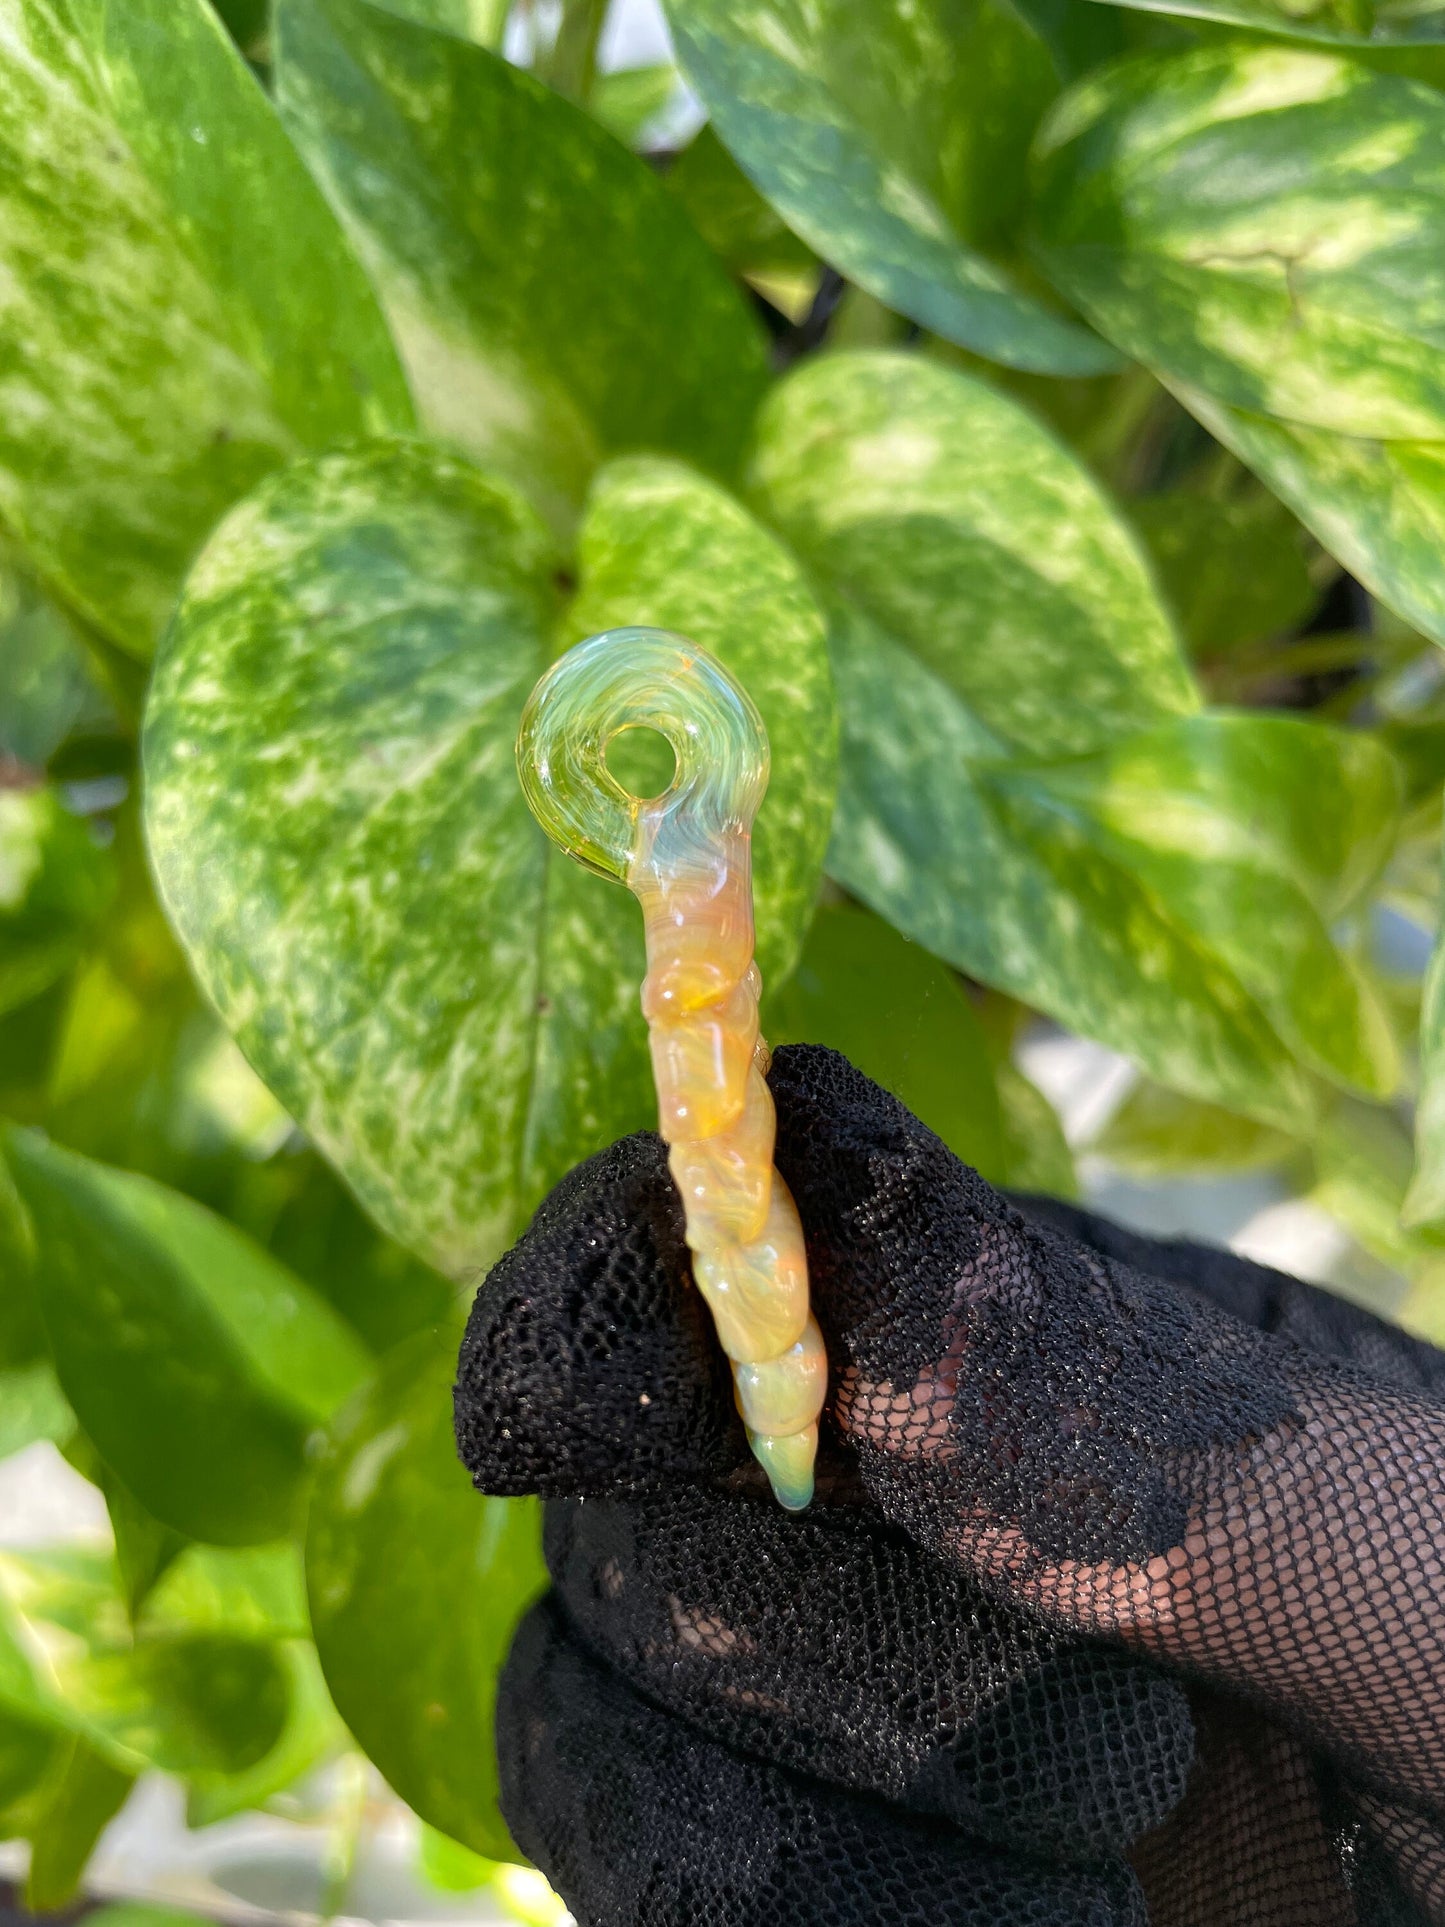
[{"left": 457, "top": 1046, "right": 1445, "bottom": 1926}]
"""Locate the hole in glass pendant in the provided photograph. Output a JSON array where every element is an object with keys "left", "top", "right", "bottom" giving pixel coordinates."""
[{"left": 604, "top": 724, "right": 678, "bottom": 801}]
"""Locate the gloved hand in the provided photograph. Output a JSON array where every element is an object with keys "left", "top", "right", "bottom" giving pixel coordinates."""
[{"left": 454, "top": 1045, "right": 1445, "bottom": 1927}]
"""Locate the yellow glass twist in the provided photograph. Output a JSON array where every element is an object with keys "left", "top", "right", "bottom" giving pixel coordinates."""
[{"left": 516, "top": 627, "right": 826, "bottom": 1511}]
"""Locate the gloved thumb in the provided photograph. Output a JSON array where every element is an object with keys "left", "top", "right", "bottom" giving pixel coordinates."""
[{"left": 453, "top": 1121, "right": 745, "bottom": 1498}]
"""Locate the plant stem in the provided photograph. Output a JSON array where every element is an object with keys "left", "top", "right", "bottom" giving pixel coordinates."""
[{"left": 541, "top": 0, "right": 608, "bottom": 103}]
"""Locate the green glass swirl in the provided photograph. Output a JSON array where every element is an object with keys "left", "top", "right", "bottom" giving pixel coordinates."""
[{"left": 515, "top": 627, "right": 768, "bottom": 885}]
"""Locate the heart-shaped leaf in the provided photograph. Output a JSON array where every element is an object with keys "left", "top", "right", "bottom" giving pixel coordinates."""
[
  {"left": 0, "top": 1549, "right": 290, "bottom": 1778},
  {"left": 0, "top": 0, "right": 411, "bottom": 656},
  {"left": 274, "top": 0, "right": 768, "bottom": 532},
  {"left": 145, "top": 439, "right": 833, "bottom": 1274},
  {"left": 1032, "top": 47, "right": 1445, "bottom": 443},
  {"left": 662, "top": 0, "right": 1119, "bottom": 376},
  {"left": 566, "top": 454, "right": 837, "bottom": 987},
  {"left": 752, "top": 350, "right": 1401, "bottom": 1122},
  {"left": 750, "top": 350, "right": 1197, "bottom": 756},
  {"left": 994, "top": 712, "right": 1402, "bottom": 1095}
]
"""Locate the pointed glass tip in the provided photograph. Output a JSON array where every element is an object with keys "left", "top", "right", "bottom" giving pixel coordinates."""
[{"left": 748, "top": 1424, "right": 817, "bottom": 1513}]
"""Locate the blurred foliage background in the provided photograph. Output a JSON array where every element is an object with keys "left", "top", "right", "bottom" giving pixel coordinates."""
[{"left": 6, "top": 0, "right": 1445, "bottom": 1913}]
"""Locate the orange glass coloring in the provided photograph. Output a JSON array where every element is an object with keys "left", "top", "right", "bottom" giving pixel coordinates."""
[{"left": 516, "top": 628, "right": 824, "bottom": 1510}]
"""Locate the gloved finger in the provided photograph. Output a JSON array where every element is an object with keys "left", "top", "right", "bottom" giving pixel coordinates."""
[
  {"left": 1013, "top": 1193, "right": 1445, "bottom": 1398},
  {"left": 498, "top": 1593, "right": 1152, "bottom": 1927},
  {"left": 545, "top": 1482, "right": 1194, "bottom": 1863},
  {"left": 455, "top": 1127, "right": 745, "bottom": 1500},
  {"left": 744, "top": 1048, "right": 1445, "bottom": 1814}
]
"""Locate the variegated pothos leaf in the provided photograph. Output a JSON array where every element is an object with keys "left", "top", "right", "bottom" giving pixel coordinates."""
[{"left": 0, "top": 0, "right": 412, "bottom": 655}]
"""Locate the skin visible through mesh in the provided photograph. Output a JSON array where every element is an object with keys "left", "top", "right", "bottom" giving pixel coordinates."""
[
  {"left": 766, "top": 1050, "right": 1445, "bottom": 1820},
  {"left": 1350, "top": 1786, "right": 1445, "bottom": 1921},
  {"left": 1129, "top": 1696, "right": 1359, "bottom": 1926},
  {"left": 837, "top": 1254, "right": 1445, "bottom": 1809}
]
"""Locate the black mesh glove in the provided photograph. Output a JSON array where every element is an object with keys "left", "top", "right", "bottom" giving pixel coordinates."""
[{"left": 455, "top": 1045, "right": 1445, "bottom": 1926}]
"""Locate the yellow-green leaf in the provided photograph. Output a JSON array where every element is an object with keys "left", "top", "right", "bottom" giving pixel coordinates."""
[
  {"left": 0, "top": 0, "right": 412, "bottom": 655},
  {"left": 663, "top": 0, "right": 1119, "bottom": 375},
  {"left": 274, "top": 0, "right": 768, "bottom": 533}
]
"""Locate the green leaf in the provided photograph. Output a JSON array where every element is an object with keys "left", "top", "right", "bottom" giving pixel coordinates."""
[
  {"left": 1311, "top": 1097, "right": 1444, "bottom": 1292},
  {"left": 185, "top": 1640, "right": 341, "bottom": 1828},
  {"left": 0, "top": 1548, "right": 291, "bottom": 1779},
  {"left": 993, "top": 1057, "right": 1078, "bottom": 1197},
  {"left": 84, "top": 1632, "right": 289, "bottom": 1777},
  {"left": 749, "top": 351, "right": 1198, "bottom": 757},
  {"left": 0, "top": 1360, "right": 71, "bottom": 1463},
  {"left": 1081, "top": 0, "right": 1445, "bottom": 49},
  {"left": 566, "top": 454, "right": 837, "bottom": 986},
  {"left": 0, "top": 787, "right": 115, "bottom": 1019},
  {"left": 663, "top": 0, "right": 1119, "bottom": 376},
  {"left": 0, "top": 1704, "right": 59, "bottom": 1817},
  {"left": 273, "top": 0, "right": 768, "bottom": 533},
  {"left": 1034, "top": 708, "right": 1402, "bottom": 921},
  {"left": 0, "top": 0, "right": 411, "bottom": 656},
  {"left": 145, "top": 440, "right": 624, "bottom": 1273},
  {"left": 665, "top": 126, "right": 816, "bottom": 278},
  {"left": 307, "top": 1328, "right": 546, "bottom": 1864},
  {"left": 0, "top": 550, "right": 113, "bottom": 771},
  {"left": 1094, "top": 1079, "right": 1297, "bottom": 1175},
  {"left": 751, "top": 353, "right": 1395, "bottom": 1124},
  {"left": 418, "top": 1823, "right": 495, "bottom": 1892},
  {"left": 1031, "top": 47, "right": 1445, "bottom": 442},
  {"left": 234, "top": 1157, "right": 456, "bottom": 1358},
  {"left": 1128, "top": 488, "right": 1318, "bottom": 656},
  {"left": 368, "top": 0, "right": 510, "bottom": 40},
  {"left": 214, "top": 0, "right": 269, "bottom": 54},
  {"left": 817, "top": 615, "right": 1318, "bottom": 1125},
  {"left": 102, "top": 1475, "right": 186, "bottom": 1622},
  {"left": 5, "top": 1130, "right": 371, "bottom": 1544},
  {"left": 764, "top": 902, "right": 1005, "bottom": 1180},
  {"left": 147, "top": 441, "right": 833, "bottom": 1273},
  {"left": 1008, "top": 0, "right": 1135, "bottom": 82},
  {"left": 0, "top": 1154, "right": 44, "bottom": 1369},
  {"left": 1169, "top": 385, "right": 1445, "bottom": 649},
  {"left": 24, "top": 1735, "right": 133, "bottom": 1911},
  {"left": 967, "top": 705, "right": 1403, "bottom": 1099},
  {"left": 87, "top": 1904, "right": 225, "bottom": 1927},
  {"left": 1407, "top": 929, "right": 1445, "bottom": 1227},
  {"left": 591, "top": 64, "right": 680, "bottom": 148},
  {"left": 59, "top": 1430, "right": 185, "bottom": 1619}
]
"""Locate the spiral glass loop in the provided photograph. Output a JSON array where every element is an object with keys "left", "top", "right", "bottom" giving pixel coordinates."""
[{"left": 516, "top": 627, "right": 768, "bottom": 885}]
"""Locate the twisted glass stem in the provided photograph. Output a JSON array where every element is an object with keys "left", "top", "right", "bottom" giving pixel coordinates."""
[{"left": 517, "top": 628, "right": 825, "bottom": 1509}]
